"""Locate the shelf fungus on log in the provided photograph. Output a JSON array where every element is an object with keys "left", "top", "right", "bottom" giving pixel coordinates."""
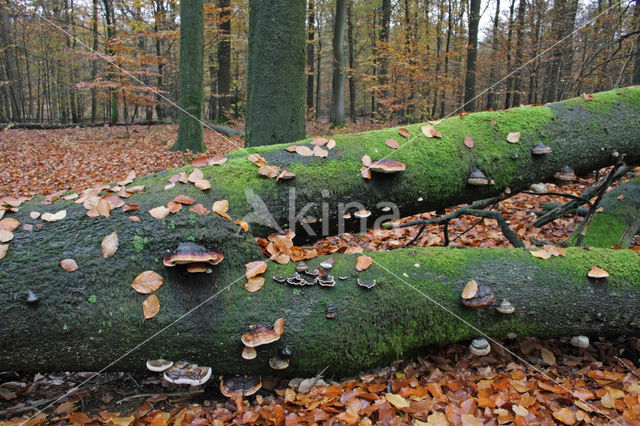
[
  {"left": 554, "top": 165, "right": 577, "bottom": 183},
  {"left": 496, "top": 299, "right": 515, "bottom": 314},
  {"left": 242, "top": 346, "right": 257, "bottom": 360},
  {"left": 162, "top": 361, "right": 212, "bottom": 386},
  {"left": 369, "top": 159, "right": 406, "bottom": 174},
  {"left": 146, "top": 359, "right": 174, "bottom": 372},
  {"left": 220, "top": 375, "right": 262, "bottom": 397},
  {"left": 470, "top": 338, "right": 491, "bottom": 356},
  {"left": 241, "top": 317, "right": 285, "bottom": 347},
  {"left": 467, "top": 168, "right": 489, "bottom": 186},
  {"left": 587, "top": 265, "right": 609, "bottom": 280},
  {"left": 461, "top": 280, "right": 496, "bottom": 308},
  {"left": 163, "top": 242, "right": 224, "bottom": 270},
  {"left": 531, "top": 142, "right": 552, "bottom": 155}
]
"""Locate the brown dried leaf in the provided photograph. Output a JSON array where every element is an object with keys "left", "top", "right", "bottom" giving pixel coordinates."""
[
  {"left": 313, "top": 145, "right": 328, "bottom": 158},
  {"left": 101, "top": 231, "right": 118, "bottom": 259},
  {"left": 386, "top": 138, "right": 400, "bottom": 149},
  {"left": 0, "top": 244, "right": 7, "bottom": 259},
  {"left": 248, "top": 153, "right": 268, "bottom": 166},
  {"left": 209, "top": 156, "right": 228, "bottom": 166},
  {"left": 212, "top": 200, "right": 229, "bottom": 214},
  {"left": 529, "top": 248, "right": 552, "bottom": 260},
  {"left": 311, "top": 137, "right": 327, "bottom": 146},
  {"left": 356, "top": 255, "right": 372, "bottom": 271},
  {"left": 0, "top": 230, "right": 14, "bottom": 243},
  {"left": 245, "top": 277, "right": 265, "bottom": 293},
  {"left": 127, "top": 185, "right": 145, "bottom": 194},
  {"left": 117, "top": 170, "right": 136, "bottom": 186},
  {"left": 143, "top": 294, "right": 160, "bottom": 319},
  {"left": 582, "top": 93, "right": 594, "bottom": 101},
  {"left": 0, "top": 218, "right": 19, "bottom": 231},
  {"left": 507, "top": 132, "right": 521, "bottom": 143},
  {"left": 131, "top": 271, "right": 164, "bottom": 294},
  {"left": 553, "top": 407, "right": 576, "bottom": 425},
  {"left": 327, "top": 139, "right": 336, "bottom": 149},
  {"left": 190, "top": 203, "right": 210, "bottom": 215},
  {"left": 188, "top": 168, "right": 204, "bottom": 183},
  {"left": 245, "top": 260, "right": 267, "bottom": 279},
  {"left": 273, "top": 317, "right": 285, "bottom": 335},
  {"left": 236, "top": 220, "right": 249, "bottom": 232},
  {"left": 398, "top": 128, "right": 411, "bottom": 138},
  {"left": 148, "top": 206, "right": 170, "bottom": 219},
  {"left": 122, "top": 203, "right": 139, "bottom": 212},
  {"left": 258, "top": 165, "right": 280, "bottom": 178},
  {"left": 128, "top": 216, "right": 140, "bottom": 222},
  {"left": 173, "top": 195, "right": 195, "bottom": 205},
  {"left": 464, "top": 136, "right": 474, "bottom": 149},
  {"left": 167, "top": 201, "right": 182, "bottom": 213},
  {"left": 361, "top": 166, "right": 372, "bottom": 179},
  {"left": 295, "top": 145, "right": 314, "bottom": 156},
  {"left": 194, "top": 178, "right": 211, "bottom": 190},
  {"left": 539, "top": 345, "right": 556, "bottom": 365},
  {"left": 97, "top": 198, "right": 111, "bottom": 218},
  {"left": 361, "top": 154, "right": 372, "bottom": 167},
  {"left": 285, "top": 145, "right": 298, "bottom": 152},
  {"left": 60, "top": 258, "right": 78, "bottom": 272}
]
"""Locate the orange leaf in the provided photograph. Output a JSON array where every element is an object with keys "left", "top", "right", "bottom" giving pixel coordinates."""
[
  {"left": 398, "top": 128, "right": 410, "bottom": 138},
  {"left": 356, "top": 255, "right": 372, "bottom": 271},
  {"left": 167, "top": 201, "right": 182, "bottom": 213},
  {"left": 122, "top": 203, "right": 139, "bottom": 212},
  {"left": 0, "top": 230, "right": 13, "bottom": 243},
  {"left": 173, "top": 195, "right": 194, "bottom": 205},
  {"left": 131, "top": 271, "right": 164, "bottom": 294},
  {"left": 0, "top": 218, "right": 19, "bottom": 231},
  {"left": 245, "top": 260, "right": 267, "bottom": 279},
  {"left": 236, "top": 220, "right": 249, "bottom": 232},
  {"left": 553, "top": 407, "right": 576, "bottom": 425},
  {"left": 128, "top": 216, "right": 140, "bottom": 222},
  {"left": 245, "top": 277, "right": 265, "bottom": 292},
  {"left": 462, "top": 279, "right": 478, "bottom": 299},
  {"left": 190, "top": 203, "right": 210, "bottom": 215},
  {"left": 149, "top": 206, "right": 170, "bottom": 219},
  {"left": 529, "top": 248, "right": 551, "bottom": 259},
  {"left": 143, "top": 294, "right": 160, "bottom": 319},
  {"left": 60, "top": 258, "right": 78, "bottom": 272},
  {"left": 248, "top": 153, "right": 268, "bottom": 166},
  {"left": 385, "top": 138, "right": 400, "bottom": 149},
  {"left": 273, "top": 317, "right": 285, "bottom": 335},
  {"left": 209, "top": 156, "right": 228, "bottom": 166},
  {"left": 101, "top": 231, "right": 118, "bottom": 259},
  {"left": 188, "top": 168, "right": 204, "bottom": 183},
  {"left": 464, "top": 136, "right": 474, "bottom": 149},
  {"left": 194, "top": 179, "right": 211, "bottom": 190},
  {"left": 258, "top": 165, "right": 279, "bottom": 178}
]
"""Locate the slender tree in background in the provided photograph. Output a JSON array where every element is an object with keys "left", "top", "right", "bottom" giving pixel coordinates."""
[
  {"left": 346, "top": 0, "right": 356, "bottom": 122},
  {"left": 172, "top": 0, "right": 205, "bottom": 152},
  {"left": 90, "top": 0, "right": 99, "bottom": 122},
  {"left": 376, "top": 0, "right": 391, "bottom": 115},
  {"left": 631, "top": 0, "right": 640, "bottom": 84},
  {"left": 463, "top": 0, "right": 480, "bottom": 112},
  {"left": 245, "top": 0, "right": 306, "bottom": 146},
  {"left": 330, "top": 0, "right": 346, "bottom": 126},
  {"left": 503, "top": 0, "right": 515, "bottom": 109},
  {"left": 0, "top": 0, "right": 23, "bottom": 122},
  {"left": 217, "top": 0, "right": 231, "bottom": 122},
  {"left": 103, "top": 0, "right": 118, "bottom": 123},
  {"left": 511, "top": 0, "right": 526, "bottom": 106},
  {"left": 306, "top": 0, "right": 315, "bottom": 111},
  {"left": 485, "top": 0, "right": 500, "bottom": 110}
]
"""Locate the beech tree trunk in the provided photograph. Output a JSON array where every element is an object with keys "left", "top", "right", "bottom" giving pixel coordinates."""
[
  {"left": 463, "top": 0, "right": 480, "bottom": 112},
  {"left": 330, "top": 0, "right": 347, "bottom": 126},
  {"left": 1, "top": 88, "right": 640, "bottom": 376}
]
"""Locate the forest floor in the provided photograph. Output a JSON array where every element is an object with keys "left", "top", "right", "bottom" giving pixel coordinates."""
[{"left": 0, "top": 124, "right": 639, "bottom": 425}]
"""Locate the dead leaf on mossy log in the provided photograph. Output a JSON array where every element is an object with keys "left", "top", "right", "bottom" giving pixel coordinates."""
[
  {"left": 143, "top": 294, "right": 160, "bottom": 319},
  {"left": 245, "top": 277, "right": 265, "bottom": 293},
  {"left": 60, "top": 259, "right": 78, "bottom": 272},
  {"left": 245, "top": 260, "right": 267, "bottom": 279},
  {"left": 461, "top": 279, "right": 479, "bottom": 299},
  {"left": 258, "top": 165, "right": 279, "bottom": 178},
  {"left": 385, "top": 139, "right": 400, "bottom": 149},
  {"left": 101, "top": 231, "right": 118, "bottom": 259},
  {"left": 356, "top": 255, "right": 372, "bottom": 271},
  {"left": 131, "top": 271, "right": 164, "bottom": 294},
  {"left": 148, "top": 206, "right": 170, "bottom": 219},
  {"left": 0, "top": 244, "right": 7, "bottom": 259}
]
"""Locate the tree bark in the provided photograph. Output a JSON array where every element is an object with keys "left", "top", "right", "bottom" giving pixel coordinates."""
[
  {"left": 0, "top": 0, "right": 23, "bottom": 122},
  {"left": 346, "top": 0, "right": 356, "bottom": 123},
  {"left": 463, "top": 0, "right": 480, "bottom": 112},
  {"left": 376, "top": 0, "right": 391, "bottom": 116},
  {"left": 172, "top": 0, "right": 205, "bottom": 152},
  {"left": 485, "top": 0, "right": 500, "bottom": 111},
  {"left": 245, "top": 0, "right": 306, "bottom": 147},
  {"left": 1, "top": 88, "right": 639, "bottom": 376},
  {"left": 217, "top": 0, "right": 231, "bottom": 123},
  {"left": 632, "top": 0, "right": 640, "bottom": 85},
  {"left": 306, "top": 0, "right": 315, "bottom": 111},
  {"left": 511, "top": 0, "right": 526, "bottom": 107},
  {"left": 330, "top": 0, "right": 346, "bottom": 126}
]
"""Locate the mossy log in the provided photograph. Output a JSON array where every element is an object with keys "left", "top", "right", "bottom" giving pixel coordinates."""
[{"left": 1, "top": 88, "right": 640, "bottom": 376}]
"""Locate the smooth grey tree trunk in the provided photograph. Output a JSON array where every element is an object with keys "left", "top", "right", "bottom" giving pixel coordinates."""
[
  {"left": 172, "top": 0, "right": 205, "bottom": 152},
  {"left": 463, "top": 0, "right": 480, "bottom": 112},
  {"left": 330, "top": 0, "right": 346, "bottom": 126},
  {"left": 217, "top": 0, "right": 231, "bottom": 123}
]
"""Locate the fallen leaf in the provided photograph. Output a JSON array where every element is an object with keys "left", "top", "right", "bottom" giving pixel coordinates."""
[
  {"left": 507, "top": 132, "right": 521, "bottom": 143},
  {"left": 191, "top": 156, "right": 209, "bottom": 167},
  {"left": 361, "top": 155, "right": 372, "bottom": 167},
  {"left": 0, "top": 244, "right": 8, "bottom": 259},
  {"left": 143, "top": 294, "right": 160, "bottom": 319},
  {"left": 97, "top": 198, "right": 111, "bottom": 217},
  {"left": 164, "top": 182, "right": 176, "bottom": 190},
  {"left": 553, "top": 407, "right": 576, "bottom": 425},
  {"left": 245, "top": 277, "right": 265, "bottom": 292},
  {"left": 464, "top": 136, "right": 474, "bottom": 148},
  {"left": 327, "top": 139, "right": 336, "bottom": 149},
  {"left": 311, "top": 137, "right": 327, "bottom": 146},
  {"left": 428, "top": 120, "right": 441, "bottom": 125},
  {"left": 462, "top": 279, "right": 479, "bottom": 299},
  {"left": 313, "top": 145, "right": 328, "bottom": 158},
  {"left": 60, "top": 258, "right": 78, "bottom": 272},
  {"left": 42, "top": 209, "right": 66, "bottom": 222},
  {"left": 194, "top": 179, "right": 211, "bottom": 190},
  {"left": 127, "top": 185, "right": 145, "bottom": 194},
  {"left": 259, "top": 165, "right": 279, "bottom": 178},
  {"left": 295, "top": 145, "right": 313, "bottom": 156},
  {"left": 582, "top": 93, "right": 594, "bottom": 101},
  {"left": 190, "top": 203, "right": 210, "bottom": 215},
  {"left": 529, "top": 248, "right": 552, "bottom": 259},
  {"left": 209, "top": 156, "right": 228, "bottom": 166},
  {"left": 30, "top": 211, "right": 41, "bottom": 219},
  {"left": 188, "top": 168, "right": 204, "bottom": 183},
  {"left": 512, "top": 405, "right": 528, "bottom": 416},
  {"left": 273, "top": 317, "right": 285, "bottom": 335},
  {"left": 122, "top": 203, "right": 139, "bottom": 212},
  {"left": 285, "top": 145, "right": 297, "bottom": 152},
  {"left": 356, "top": 255, "right": 372, "bottom": 271},
  {"left": 131, "top": 271, "right": 164, "bottom": 294},
  {"left": 236, "top": 220, "right": 249, "bottom": 232},
  {"left": 245, "top": 260, "right": 268, "bottom": 279},
  {"left": 248, "top": 153, "right": 268, "bottom": 166},
  {"left": 62, "top": 193, "right": 79, "bottom": 201},
  {"left": 167, "top": 201, "right": 182, "bottom": 213},
  {"left": 117, "top": 170, "right": 136, "bottom": 186},
  {"left": 212, "top": 200, "right": 230, "bottom": 214},
  {"left": 128, "top": 216, "right": 140, "bottom": 222},
  {"left": 385, "top": 138, "right": 400, "bottom": 149},
  {"left": 148, "top": 206, "right": 171, "bottom": 219},
  {"left": 539, "top": 345, "right": 556, "bottom": 365},
  {"left": 102, "top": 231, "right": 118, "bottom": 259},
  {"left": 385, "top": 393, "right": 409, "bottom": 409},
  {"left": 360, "top": 166, "right": 372, "bottom": 179},
  {"left": 0, "top": 230, "right": 14, "bottom": 243},
  {"left": 617, "top": 194, "right": 624, "bottom": 200},
  {"left": 398, "top": 128, "right": 410, "bottom": 138},
  {"left": 169, "top": 172, "right": 188, "bottom": 184},
  {"left": 0, "top": 218, "right": 19, "bottom": 231}
]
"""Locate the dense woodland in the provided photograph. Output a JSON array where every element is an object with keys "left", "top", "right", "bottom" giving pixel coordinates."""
[{"left": 0, "top": 0, "right": 639, "bottom": 125}]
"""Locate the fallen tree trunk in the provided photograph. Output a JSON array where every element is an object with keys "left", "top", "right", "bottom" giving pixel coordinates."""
[{"left": 1, "top": 88, "right": 640, "bottom": 376}]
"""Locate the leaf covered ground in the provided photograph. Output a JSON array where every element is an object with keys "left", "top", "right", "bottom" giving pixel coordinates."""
[{"left": 0, "top": 124, "right": 639, "bottom": 425}]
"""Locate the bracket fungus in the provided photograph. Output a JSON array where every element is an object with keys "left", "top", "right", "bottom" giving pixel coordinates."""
[
  {"left": 369, "top": 159, "right": 406, "bottom": 174},
  {"left": 220, "top": 375, "right": 262, "bottom": 397},
  {"left": 554, "top": 165, "right": 577, "bottom": 182},
  {"left": 496, "top": 300, "right": 515, "bottom": 314},
  {"left": 163, "top": 361, "right": 212, "bottom": 386},
  {"left": 241, "top": 317, "right": 285, "bottom": 347},
  {"left": 354, "top": 209, "right": 372, "bottom": 219},
  {"left": 470, "top": 338, "right": 491, "bottom": 356},
  {"left": 163, "top": 242, "right": 223, "bottom": 269},
  {"left": 531, "top": 142, "right": 552, "bottom": 155},
  {"left": 242, "top": 346, "right": 257, "bottom": 360},
  {"left": 461, "top": 280, "right": 496, "bottom": 308},
  {"left": 467, "top": 168, "right": 489, "bottom": 186},
  {"left": 319, "top": 257, "right": 335, "bottom": 270},
  {"left": 269, "top": 356, "right": 290, "bottom": 370},
  {"left": 146, "top": 359, "right": 174, "bottom": 372},
  {"left": 587, "top": 265, "right": 609, "bottom": 280},
  {"left": 358, "top": 278, "right": 377, "bottom": 289},
  {"left": 26, "top": 290, "right": 40, "bottom": 305},
  {"left": 326, "top": 303, "right": 337, "bottom": 319}
]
